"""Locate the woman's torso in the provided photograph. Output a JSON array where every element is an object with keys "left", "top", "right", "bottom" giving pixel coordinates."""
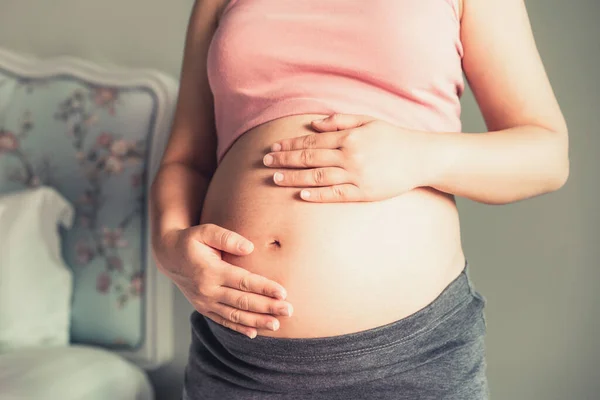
[
  {"left": 199, "top": 0, "right": 466, "bottom": 338},
  {"left": 200, "top": 114, "right": 466, "bottom": 339}
]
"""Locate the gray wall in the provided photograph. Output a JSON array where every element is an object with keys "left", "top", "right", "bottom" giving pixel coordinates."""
[{"left": 0, "top": 1, "right": 597, "bottom": 399}]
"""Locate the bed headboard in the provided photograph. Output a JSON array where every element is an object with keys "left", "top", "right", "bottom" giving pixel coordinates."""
[{"left": 0, "top": 46, "right": 177, "bottom": 369}]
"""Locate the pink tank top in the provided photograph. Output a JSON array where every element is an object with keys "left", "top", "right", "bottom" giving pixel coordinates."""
[{"left": 207, "top": 0, "right": 464, "bottom": 165}]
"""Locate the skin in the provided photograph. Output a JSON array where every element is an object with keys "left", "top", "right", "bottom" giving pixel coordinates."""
[
  {"left": 150, "top": 0, "right": 569, "bottom": 339},
  {"left": 151, "top": 0, "right": 294, "bottom": 340}
]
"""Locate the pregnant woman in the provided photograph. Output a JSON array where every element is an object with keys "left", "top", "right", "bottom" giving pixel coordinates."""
[{"left": 150, "top": 0, "right": 569, "bottom": 398}]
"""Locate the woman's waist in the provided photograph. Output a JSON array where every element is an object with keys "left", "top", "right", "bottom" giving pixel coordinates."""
[
  {"left": 200, "top": 114, "right": 466, "bottom": 337},
  {"left": 201, "top": 160, "right": 463, "bottom": 266},
  {"left": 200, "top": 184, "right": 465, "bottom": 338},
  {"left": 197, "top": 259, "right": 477, "bottom": 367},
  {"left": 219, "top": 235, "right": 465, "bottom": 334},
  {"left": 204, "top": 190, "right": 462, "bottom": 260}
]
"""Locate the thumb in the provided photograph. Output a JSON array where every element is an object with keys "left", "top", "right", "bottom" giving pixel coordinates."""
[
  {"left": 311, "top": 113, "right": 373, "bottom": 132},
  {"left": 191, "top": 223, "right": 254, "bottom": 256}
]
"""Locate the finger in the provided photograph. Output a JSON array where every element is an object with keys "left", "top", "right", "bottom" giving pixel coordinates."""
[
  {"left": 300, "top": 184, "right": 363, "bottom": 203},
  {"left": 204, "top": 311, "right": 258, "bottom": 339},
  {"left": 220, "top": 263, "right": 288, "bottom": 300},
  {"left": 216, "top": 286, "right": 293, "bottom": 316},
  {"left": 210, "top": 302, "right": 282, "bottom": 332},
  {"left": 310, "top": 113, "right": 374, "bottom": 132},
  {"left": 273, "top": 167, "right": 350, "bottom": 187},
  {"left": 270, "top": 131, "right": 346, "bottom": 152},
  {"left": 192, "top": 223, "right": 254, "bottom": 256},
  {"left": 264, "top": 148, "right": 345, "bottom": 168}
]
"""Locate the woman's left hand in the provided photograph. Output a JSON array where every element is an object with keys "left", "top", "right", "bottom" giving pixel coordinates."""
[{"left": 263, "top": 113, "right": 440, "bottom": 202}]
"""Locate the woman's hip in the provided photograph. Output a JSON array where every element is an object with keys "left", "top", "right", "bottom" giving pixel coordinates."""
[{"left": 183, "top": 257, "right": 490, "bottom": 399}]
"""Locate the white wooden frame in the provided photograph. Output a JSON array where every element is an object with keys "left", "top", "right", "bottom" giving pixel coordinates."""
[{"left": 0, "top": 46, "right": 178, "bottom": 370}]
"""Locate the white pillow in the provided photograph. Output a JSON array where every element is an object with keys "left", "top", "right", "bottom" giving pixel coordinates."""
[
  {"left": 0, "top": 186, "right": 74, "bottom": 352},
  {"left": 0, "top": 345, "right": 154, "bottom": 400}
]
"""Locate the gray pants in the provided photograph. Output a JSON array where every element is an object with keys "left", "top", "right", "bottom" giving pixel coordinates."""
[{"left": 183, "top": 258, "right": 490, "bottom": 399}]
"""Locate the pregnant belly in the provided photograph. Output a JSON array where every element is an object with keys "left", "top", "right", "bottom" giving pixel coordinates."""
[{"left": 199, "top": 113, "right": 466, "bottom": 339}]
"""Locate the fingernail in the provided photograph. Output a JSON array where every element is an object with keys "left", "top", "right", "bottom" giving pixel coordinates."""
[
  {"left": 271, "top": 143, "right": 282, "bottom": 151},
  {"left": 276, "top": 290, "right": 287, "bottom": 300},
  {"left": 247, "top": 331, "right": 257, "bottom": 339},
  {"left": 263, "top": 154, "right": 273, "bottom": 165},
  {"left": 274, "top": 172, "right": 284, "bottom": 182},
  {"left": 278, "top": 305, "right": 290, "bottom": 316},
  {"left": 313, "top": 118, "right": 326, "bottom": 123},
  {"left": 239, "top": 241, "right": 253, "bottom": 252},
  {"left": 300, "top": 190, "right": 310, "bottom": 199},
  {"left": 267, "top": 320, "right": 279, "bottom": 331}
]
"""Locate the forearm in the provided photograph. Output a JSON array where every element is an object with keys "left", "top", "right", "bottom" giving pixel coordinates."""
[
  {"left": 150, "top": 162, "right": 211, "bottom": 244},
  {"left": 426, "top": 125, "right": 569, "bottom": 205}
]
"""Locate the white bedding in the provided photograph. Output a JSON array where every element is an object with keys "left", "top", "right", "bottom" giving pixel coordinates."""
[
  {"left": 0, "top": 187, "right": 74, "bottom": 352},
  {"left": 0, "top": 345, "right": 154, "bottom": 400}
]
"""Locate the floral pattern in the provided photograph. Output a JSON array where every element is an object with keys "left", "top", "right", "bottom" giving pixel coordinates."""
[
  {"left": 0, "top": 54, "right": 168, "bottom": 349},
  {"left": 1, "top": 110, "right": 48, "bottom": 187},
  {"left": 0, "top": 79, "right": 147, "bottom": 311},
  {"left": 51, "top": 86, "right": 146, "bottom": 308}
]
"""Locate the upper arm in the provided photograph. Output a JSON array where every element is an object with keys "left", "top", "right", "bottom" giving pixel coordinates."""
[
  {"left": 459, "top": 0, "right": 568, "bottom": 134},
  {"left": 160, "top": 0, "right": 226, "bottom": 177}
]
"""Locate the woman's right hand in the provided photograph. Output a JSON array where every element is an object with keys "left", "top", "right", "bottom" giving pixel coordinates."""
[{"left": 152, "top": 223, "right": 293, "bottom": 339}]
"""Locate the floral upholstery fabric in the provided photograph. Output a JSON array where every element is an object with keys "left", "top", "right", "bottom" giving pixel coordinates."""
[{"left": 0, "top": 69, "right": 159, "bottom": 348}]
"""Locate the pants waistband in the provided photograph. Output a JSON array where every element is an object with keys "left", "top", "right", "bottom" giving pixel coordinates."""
[{"left": 202, "top": 258, "right": 476, "bottom": 361}]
